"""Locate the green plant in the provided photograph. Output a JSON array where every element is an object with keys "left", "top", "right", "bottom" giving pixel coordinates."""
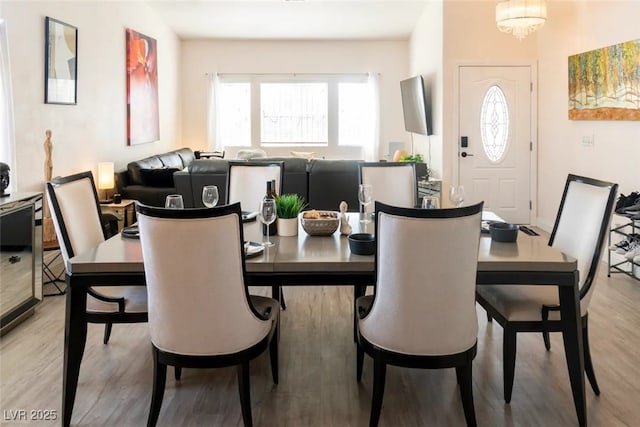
[
  {"left": 400, "top": 153, "right": 424, "bottom": 163},
  {"left": 276, "top": 194, "right": 307, "bottom": 219}
]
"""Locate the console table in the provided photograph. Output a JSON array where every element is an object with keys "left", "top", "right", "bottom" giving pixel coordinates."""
[{"left": 0, "top": 192, "right": 43, "bottom": 335}]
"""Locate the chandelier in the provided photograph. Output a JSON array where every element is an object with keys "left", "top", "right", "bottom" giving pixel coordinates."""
[{"left": 496, "top": 0, "right": 547, "bottom": 40}]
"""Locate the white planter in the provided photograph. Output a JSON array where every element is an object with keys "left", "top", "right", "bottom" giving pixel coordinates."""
[{"left": 277, "top": 217, "right": 298, "bottom": 237}]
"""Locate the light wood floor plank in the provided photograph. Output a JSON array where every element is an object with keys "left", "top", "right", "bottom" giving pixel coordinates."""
[{"left": 1, "top": 259, "right": 639, "bottom": 426}]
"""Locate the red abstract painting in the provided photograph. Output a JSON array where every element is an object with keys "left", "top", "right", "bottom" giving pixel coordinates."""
[{"left": 126, "top": 29, "right": 159, "bottom": 145}]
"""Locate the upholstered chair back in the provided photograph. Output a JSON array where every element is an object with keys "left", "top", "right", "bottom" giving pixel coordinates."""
[
  {"left": 549, "top": 176, "right": 617, "bottom": 315},
  {"left": 137, "top": 203, "right": 273, "bottom": 356},
  {"left": 359, "top": 162, "right": 417, "bottom": 208},
  {"left": 46, "top": 171, "right": 106, "bottom": 272},
  {"left": 359, "top": 201, "right": 483, "bottom": 356},
  {"left": 227, "top": 161, "right": 283, "bottom": 212}
]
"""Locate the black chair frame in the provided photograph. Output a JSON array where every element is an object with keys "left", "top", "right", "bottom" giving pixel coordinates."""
[
  {"left": 137, "top": 203, "right": 279, "bottom": 427},
  {"left": 476, "top": 174, "right": 617, "bottom": 402},
  {"left": 357, "top": 201, "right": 484, "bottom": 427},
  {"left": 47, "top": 171, "right": 147, "bottom": 344}
]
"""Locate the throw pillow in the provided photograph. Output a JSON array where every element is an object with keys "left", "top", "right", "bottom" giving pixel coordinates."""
[
  {"left": 290, "top": 151, "right": 315, "bottom": 160},
  {"left": 139, "top": 168, "right": 180, "bottom": 187}
]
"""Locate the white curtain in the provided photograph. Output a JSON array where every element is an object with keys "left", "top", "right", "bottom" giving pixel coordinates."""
[
  {"left": 0, "top": 19, "right": 16, "bottom": 191},
  {"left": 206, "top": 72, "right": 223, "bottom": 152},
  {"left": 362, "top": 72, "right": 381, "bottom": 162}
]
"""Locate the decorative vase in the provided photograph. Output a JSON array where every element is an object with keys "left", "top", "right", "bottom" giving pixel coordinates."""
[{"left": 277, "top": 217, "right": 298, "bottom": 237}]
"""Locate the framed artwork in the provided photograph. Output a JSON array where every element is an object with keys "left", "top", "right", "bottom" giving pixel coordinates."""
[
  {"left": 568, "top": 39, "right": 640, "bottom": 120},
  {"left": 126, "top": 28, "right": 159, "bottom": 145},
  {"left": 45, "top": 17, "right": 77, "bottom": 105}
]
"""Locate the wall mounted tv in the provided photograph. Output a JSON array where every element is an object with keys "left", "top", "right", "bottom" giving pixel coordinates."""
[{"left": 400, "top": 75, "right": 432, "bottom": 135}]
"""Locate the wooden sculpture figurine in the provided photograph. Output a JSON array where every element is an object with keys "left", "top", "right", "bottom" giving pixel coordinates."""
[{"left": 43, "top": 129, "right": 57, "bottom": 243}]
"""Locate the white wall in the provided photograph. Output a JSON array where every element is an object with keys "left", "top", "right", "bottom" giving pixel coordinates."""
[
  {"left": 180, "top": 39, "right": 409, "bottom": 160},
  {"left": 536, "top": 1, "right": 640, "bottom": 229},
  {"left": 409, "top": 1, "right": 443, "bottom": 179},
  {"left": 2, "top": 1, "right": 181, "bottom": 192},
  {"left": 442, "top": 1, "right": 538, "bottom": 202}
]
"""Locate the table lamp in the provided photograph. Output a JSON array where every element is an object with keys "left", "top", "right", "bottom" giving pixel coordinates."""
[{"left": 97, "top": 162, "right": 114, "bottom": 203}]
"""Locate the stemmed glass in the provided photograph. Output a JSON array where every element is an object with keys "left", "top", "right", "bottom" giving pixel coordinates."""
[
  {"left": 202, "top": 185, "right": 219, "bottom": 208},
  {"left": 358, "top": 184, "right": 373, "bottom": 224},
  {"left": 259, "top": 199, "right": 277, "bottom": 247},
  {"left": 449, "top": 185, "right": 465, "bottom": 207}
]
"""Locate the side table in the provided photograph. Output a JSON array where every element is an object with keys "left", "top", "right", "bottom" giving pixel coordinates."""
[{"left": 100, "top": 199, "right": 136, "bottom": 232}]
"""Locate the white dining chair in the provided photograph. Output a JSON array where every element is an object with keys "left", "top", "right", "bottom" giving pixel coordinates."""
[
  {"left": 46, "top": 171, "right": 147, "bottom": 344},
  {"left": 358, "top": 162, "right": 418, "bottom": 208},
  {"left": 356, "top": 200, "right": 484, "bottom": 427},
  {"left": 476, "top": 174, "right": 618, "bottom": 402},
  {"left": 137, "top": 202, "right": 279, "bottom": 427}
]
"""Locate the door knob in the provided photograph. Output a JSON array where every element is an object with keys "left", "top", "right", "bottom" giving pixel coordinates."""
[{"left": 460, "top": 152, "right": 474, "bottom": 158}]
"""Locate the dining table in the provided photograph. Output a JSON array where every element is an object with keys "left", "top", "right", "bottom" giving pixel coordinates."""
[{"left": 61, "top": 212, "right": 587, "bottom": 426}]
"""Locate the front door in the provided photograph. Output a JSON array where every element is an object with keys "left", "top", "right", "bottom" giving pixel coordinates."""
[{"left": 457, "top": 66, "right": 533, "bottom": 224}]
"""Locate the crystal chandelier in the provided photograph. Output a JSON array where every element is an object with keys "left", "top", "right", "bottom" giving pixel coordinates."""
[{"left": 496, "top": 0, "right": 547, "bottom": 40}]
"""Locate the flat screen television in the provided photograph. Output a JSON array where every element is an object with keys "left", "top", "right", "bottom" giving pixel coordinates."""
[{"left": 400, "top": 75, "right": 432, "bottom": 136}]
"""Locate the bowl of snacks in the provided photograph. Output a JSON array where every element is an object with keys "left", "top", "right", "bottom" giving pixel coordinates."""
[{"left": 300, "top": 210, "right": 340, "bottom": 236}]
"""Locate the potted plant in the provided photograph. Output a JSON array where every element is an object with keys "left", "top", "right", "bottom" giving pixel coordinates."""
[
  {"left": 399, "top": 153, "right": 429, "bottom": 180},
  {"left": 276, "top": 193, "right": 307, "bottom": 236}
]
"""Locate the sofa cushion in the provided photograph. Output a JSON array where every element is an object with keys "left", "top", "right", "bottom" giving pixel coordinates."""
[
  {"left": 128, "top": 156, "right": 164, "bottom": 185},
  {"left": 308, "top": 159, "right": 361, "bottom": 211},
  {"left": 159, "top": 152, "right": 184, "bottom": 169},
  {"left": 140, "top": 167, "right": 181, "bottom": 187}
]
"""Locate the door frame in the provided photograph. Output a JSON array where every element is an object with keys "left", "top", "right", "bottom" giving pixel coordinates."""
[{"left": 452, "top": 61, "right": 539, "bottom": 225}]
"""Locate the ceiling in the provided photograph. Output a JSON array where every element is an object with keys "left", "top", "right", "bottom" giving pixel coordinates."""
[{"left": 144, "top": 0, "right": 428, "bottom": 40}]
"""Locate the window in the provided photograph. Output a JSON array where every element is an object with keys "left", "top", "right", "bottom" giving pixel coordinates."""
[
  {"left": 218, "top": 81, "right": 251, "bottom": 147},
  {"left": 261, "top": 82, "right": 328, "bottom": 144},
  {"left": 338, "top": 82, "right": 372, "bottom": 146},
  {"left": 213, "top": 74, "right": 376, "bottom": 151},
  {"left": 480, "top": 85, "right": 509, "bottom": 163}
]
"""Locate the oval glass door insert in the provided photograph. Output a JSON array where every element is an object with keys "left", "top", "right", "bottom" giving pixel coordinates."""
[{"left": 480, "top": 85, "right": 509, "bottom": 163}]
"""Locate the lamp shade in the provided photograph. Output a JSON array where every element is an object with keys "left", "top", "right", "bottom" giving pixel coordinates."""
[
  {"left": 97, "top": 162, "right": 115, "bottom": 190},
  {"left": 496, "top": 0, "right": 547, "bottom": 40}
]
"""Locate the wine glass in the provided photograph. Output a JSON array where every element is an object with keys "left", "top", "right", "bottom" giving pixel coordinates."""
[
  {"left": 449, "top": 185, "right": 465, "bottom": 207},
  {"left": 259, "top": 198, "right": 277, "bottom": 247},
  {"left": 165, "top": 194, "right": 184, "bottom": 209},
  {"left": 422, "top": 196, "right": 440, "bottom": 209},
  {"left": 358, "top": 184, "right": 373, "bottom": 224},
  {"left": 202, "top": 185, "right": 219, "bottom": 208}
]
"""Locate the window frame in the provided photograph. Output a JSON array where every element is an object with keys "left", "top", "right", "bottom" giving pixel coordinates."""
[{"left": 216, "top": 73, "right": 371, "bottom": 150}]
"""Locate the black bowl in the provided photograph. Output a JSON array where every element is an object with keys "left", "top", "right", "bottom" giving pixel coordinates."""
[
  {"left": 489, "top": 222, "right": 519, "bottom": 242},
  {"left": 348, "top": 233, "right": 376, "bottom": 255}
]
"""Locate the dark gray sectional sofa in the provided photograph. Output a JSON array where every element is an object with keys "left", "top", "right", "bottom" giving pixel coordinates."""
[
  {"left": 174, "top": 157, "right": 362, "bottom": 211},
  {"left": 115, "top": 148, "right": 195, "bottom": 206},
  {"left": 116, "top": 148, "right": 424, "bottom": 212}
]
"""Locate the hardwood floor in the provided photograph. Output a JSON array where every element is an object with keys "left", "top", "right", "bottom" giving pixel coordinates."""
[{"left": 1, "top": 261, "right": 639, "bottom": 426}]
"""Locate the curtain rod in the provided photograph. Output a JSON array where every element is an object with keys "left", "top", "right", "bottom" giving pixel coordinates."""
[{"left": 204, "top": 72, "right": 378, "bottom": 77}]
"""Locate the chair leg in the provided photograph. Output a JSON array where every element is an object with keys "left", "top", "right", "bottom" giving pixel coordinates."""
[
  {"left": 542, "top": 307, "right": 551, "bottom": 351},
  {"left": 103, "top": 323, "right": 113, "bottom": 344},
  {"left": 356, "top": 345, "right": 365, "bottom": 382},
  {"left": 583, "top": 316, "right": 600, "bottom": 395},
  {"left": 174, "top": 367, "right": 182, "bottom": 381},
  {"left": 456, "top": 362, "right": 477, "bottom": 427},
  {"left": 237, "top": 361, "right": 253, "bottom": 427},
  {"left": 280, "top": 288, "right": 287, "bottom": 311},
  {"left": 269, "top": 325, "right": 279, "bottom": 384},
  {"left": 147, "top": 348, "right": 167, "bottom": 427},
  {"left": 503, "top": 325, "right": 517, "bottom": 403},
  {"left": 369, "top": 358, "right": 387, "bottom": 427}
]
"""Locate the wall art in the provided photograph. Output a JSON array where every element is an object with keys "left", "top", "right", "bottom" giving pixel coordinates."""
[
  {"left": 126, "top": 28, "right": 159, "bottom": 145},
  {"left": 568, "top": 39, "right": 640, "bottom": 120},
  {"left": 45, "top": 17, "right": 77, "bottom": 105}
]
